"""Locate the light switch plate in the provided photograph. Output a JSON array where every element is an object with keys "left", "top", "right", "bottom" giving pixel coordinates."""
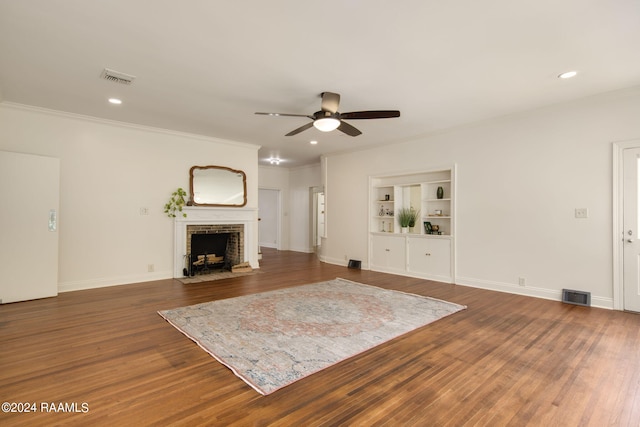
[{"left": 575, "top": 208, "right": 588, "bottom": 219}]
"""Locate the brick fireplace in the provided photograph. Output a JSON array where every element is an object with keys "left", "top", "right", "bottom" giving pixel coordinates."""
[{"left": 173, "top": 207, "right": 259, "bottom": 278}]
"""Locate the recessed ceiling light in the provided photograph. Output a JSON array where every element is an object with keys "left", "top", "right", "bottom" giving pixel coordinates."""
[
  {"left": 108, "top": 98, "right": 122, "bottom": 105},
  {"left": 268, "top": 157, "right": 281, "bottom": 165},
  {"left": 558, "top": 71, "right": 578, "bottom": 79},
  {"left": 310, "top": 140, "right": 318, "bottom": 145}
]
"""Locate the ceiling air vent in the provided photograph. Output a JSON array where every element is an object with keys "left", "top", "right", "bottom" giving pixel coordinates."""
[{"left": 100, "top": 68, "right": 136, "bottom": 85}]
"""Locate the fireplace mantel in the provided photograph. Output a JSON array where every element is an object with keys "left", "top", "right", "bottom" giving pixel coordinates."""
[{"left": 174, "top": 207, "right": 259, "bottom": 278}]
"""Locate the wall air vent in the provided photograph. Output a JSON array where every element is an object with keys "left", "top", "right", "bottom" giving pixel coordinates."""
[
  {"left": 100, "top": 68, "right": 136, "bottom": 85},
  {"left": 562, "top": 289, "right": 591, "bottom": 307}
]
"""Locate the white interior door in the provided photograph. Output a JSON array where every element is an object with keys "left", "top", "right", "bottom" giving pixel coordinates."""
[
  {"left": 258, "top": 188, "right": 279, "bottom": 249},
  {"left": 623, "top": 147, "right": 640, "bottom": 312},
  {"left": 0, "top": 151, "right": 60, "bottom": 304}
]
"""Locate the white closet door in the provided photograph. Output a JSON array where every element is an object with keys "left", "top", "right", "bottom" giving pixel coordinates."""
[{"left": 0, "top": 151, "right": 60, "bottom": 303}]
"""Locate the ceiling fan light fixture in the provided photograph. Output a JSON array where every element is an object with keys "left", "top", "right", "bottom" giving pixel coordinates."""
[
  {"left": 313, "top": 117, "right": 340, "bottom": 132},
  {"left": 259, "top": 91, "right": 399, "bottom": 137}
]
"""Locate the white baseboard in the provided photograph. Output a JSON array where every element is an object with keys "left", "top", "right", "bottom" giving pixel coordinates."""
[
  {"left": 455, "top": 276, "right": 614, "bottom": 309},
  {"left": 58, "top": 265, "right": 615, "bottom": 310},
  {"left": 58, "top": 270, "right": 173, "bottom": 293},
  {"left": 317, "top": 257, "right": 614, "bottom": 309},
  {"left": 288, "top": 245, "right": 315, "bottom": 254},
  {"left": 318, "top": 255, "right": 348, "bottom": 267}
]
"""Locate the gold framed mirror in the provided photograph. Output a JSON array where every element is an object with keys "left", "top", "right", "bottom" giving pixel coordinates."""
[{"left": 189, "top": 165, "right": 247, "bottom": 207}]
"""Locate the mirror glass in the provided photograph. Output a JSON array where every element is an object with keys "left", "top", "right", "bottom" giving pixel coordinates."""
[
  {"left": 190, "top": 165, "right": 247, "bottom": 207},
  {"left": 401, "top": 184, "right": 421, "bottom": 210}
]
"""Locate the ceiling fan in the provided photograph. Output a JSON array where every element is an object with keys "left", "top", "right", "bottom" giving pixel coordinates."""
[{"left": 255, "top": 92, "right": 400, "bottom": 137}]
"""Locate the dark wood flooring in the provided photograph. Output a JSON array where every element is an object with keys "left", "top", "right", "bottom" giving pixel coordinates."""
[{"left": 1, "top": 248, "right": 639, "bottom": 426}]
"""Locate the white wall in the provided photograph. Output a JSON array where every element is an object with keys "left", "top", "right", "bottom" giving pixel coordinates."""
[
  {"left": 321, "top": 87, "right": 640, "bottom": 308},
  {"left": 258, "top": 163, "right": 321, "bottom": 252},
  {"left": 0, "top": 103, "right": 259, "bottom": 292}
]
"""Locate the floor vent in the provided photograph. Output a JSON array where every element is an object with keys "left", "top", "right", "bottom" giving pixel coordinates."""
[
  {"left": 347, "top": 259, "right": 361, "bottom": 269},
  {"left": 100, "top": 68, "right": 136, "bottom": 85},
  {"left": 562, "top": 289, "right": 591, "bottom": 307}
]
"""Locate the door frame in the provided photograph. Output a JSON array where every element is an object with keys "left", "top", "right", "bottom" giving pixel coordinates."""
[{"left": 613, "top": 139, "right": 640, "bottom": 310}]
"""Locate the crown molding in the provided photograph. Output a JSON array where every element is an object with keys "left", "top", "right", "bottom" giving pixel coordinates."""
[{"left": 0, "top": 101, "right": 261, "bottom": 151}]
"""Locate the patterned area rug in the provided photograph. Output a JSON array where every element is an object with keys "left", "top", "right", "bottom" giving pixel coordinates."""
[{"left": 158, "top": 278, "right": 466, "bottom": 395}]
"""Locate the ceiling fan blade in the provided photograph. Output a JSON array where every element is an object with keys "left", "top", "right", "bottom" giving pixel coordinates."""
[
  {"left": 339, "top": 110, "right": 401, "bottom": 120},
  {"left": 320, "top": 92, "right": 340, "bottom": 114},
  {"left": 255, "top": 112, "right": 314, "bottom": 119},
  {"left": 285, "top": 121, "right": 315, "bottom": 136},
  {"left": 337, "top": 120, "right": 362, "bottom": 137}
]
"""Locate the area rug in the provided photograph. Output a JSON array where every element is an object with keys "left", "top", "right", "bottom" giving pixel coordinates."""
[{"left": 158, "top": 278, "right": 466, "bottom": 395}]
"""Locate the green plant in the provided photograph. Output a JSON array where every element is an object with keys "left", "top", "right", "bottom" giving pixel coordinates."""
[
  {"left": 164, "top": 188, "right": 187, "bottom": 218},
  {"left": 408, "top": 208, "right": 420, "bottom": 228},
  {"left": 397, "top": 207, "right": 419, "bottom": 228}
]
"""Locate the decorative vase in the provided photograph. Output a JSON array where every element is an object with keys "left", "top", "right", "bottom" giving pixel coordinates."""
[
  {"left": 437, "top": 186, "right": 444, "bottom": 199},
  {"left": 401, "top": 227, "right": 409, "bottom": 233}
]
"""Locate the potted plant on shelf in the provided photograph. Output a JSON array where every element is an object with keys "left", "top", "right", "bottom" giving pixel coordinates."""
[
  {"left": 164, "top": 188, "right": 188, "bottom": 218},
  {"left": 398, "top": 208, "right": 419, "bottom": 233}
]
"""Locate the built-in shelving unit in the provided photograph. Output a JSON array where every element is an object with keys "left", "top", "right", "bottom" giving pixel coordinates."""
[{"left": 369, "top": 167, "right": 455, "bottom": 283}]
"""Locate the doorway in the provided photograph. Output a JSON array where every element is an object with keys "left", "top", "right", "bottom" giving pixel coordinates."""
[
  {"left": 310, "top": 186, "right": 325, "bottom": 252},
  {"left": 258, "top": 188, "right": 280, "bottom": 250},
  {"left": 614, "top": 140, "right": 640, "bottom": 312}
]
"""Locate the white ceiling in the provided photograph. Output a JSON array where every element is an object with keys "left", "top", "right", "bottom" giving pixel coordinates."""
[{"left": 1, "top": 0, "right": 639, "bottom": 167}]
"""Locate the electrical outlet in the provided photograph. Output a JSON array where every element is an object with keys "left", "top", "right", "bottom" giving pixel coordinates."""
[
  {"left": 148, "top": 264, "right": 154, "bottom": 272},
  {"left": 518, "top": 277, "right": 526, "bottom": 286},
  {"left": 140, "top": 207, "right": 149, "bottom": 215},
  {"left": 575, "top": 208, "right": 588, "bottom": 219}
]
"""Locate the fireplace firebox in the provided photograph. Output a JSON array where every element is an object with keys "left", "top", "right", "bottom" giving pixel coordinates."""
[{"left": 185, "top": 224, "right": 244, "bottom": 276}]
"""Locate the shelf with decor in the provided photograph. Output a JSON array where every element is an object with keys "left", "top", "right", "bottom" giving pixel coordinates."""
[
  {"left": 371, "top": 185, "right": 396, "bottom": 233},
  {"left": 421, "top": 178, "right": 452, "bottom": 236}
]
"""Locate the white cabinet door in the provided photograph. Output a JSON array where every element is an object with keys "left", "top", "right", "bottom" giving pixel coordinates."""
[
  {"left": 371, "top": 234, "right": 406, "bottom": 273},
  {"left": 407, "top": 237, "right": 452, "bottom": 282},
  {"left": 0, "top": 151, "right": 59, "bottom": 303}
]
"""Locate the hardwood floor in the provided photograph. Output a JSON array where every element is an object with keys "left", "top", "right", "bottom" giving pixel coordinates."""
[{"left": 1, "top": 248, "right": 639, "bottom": 426}]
